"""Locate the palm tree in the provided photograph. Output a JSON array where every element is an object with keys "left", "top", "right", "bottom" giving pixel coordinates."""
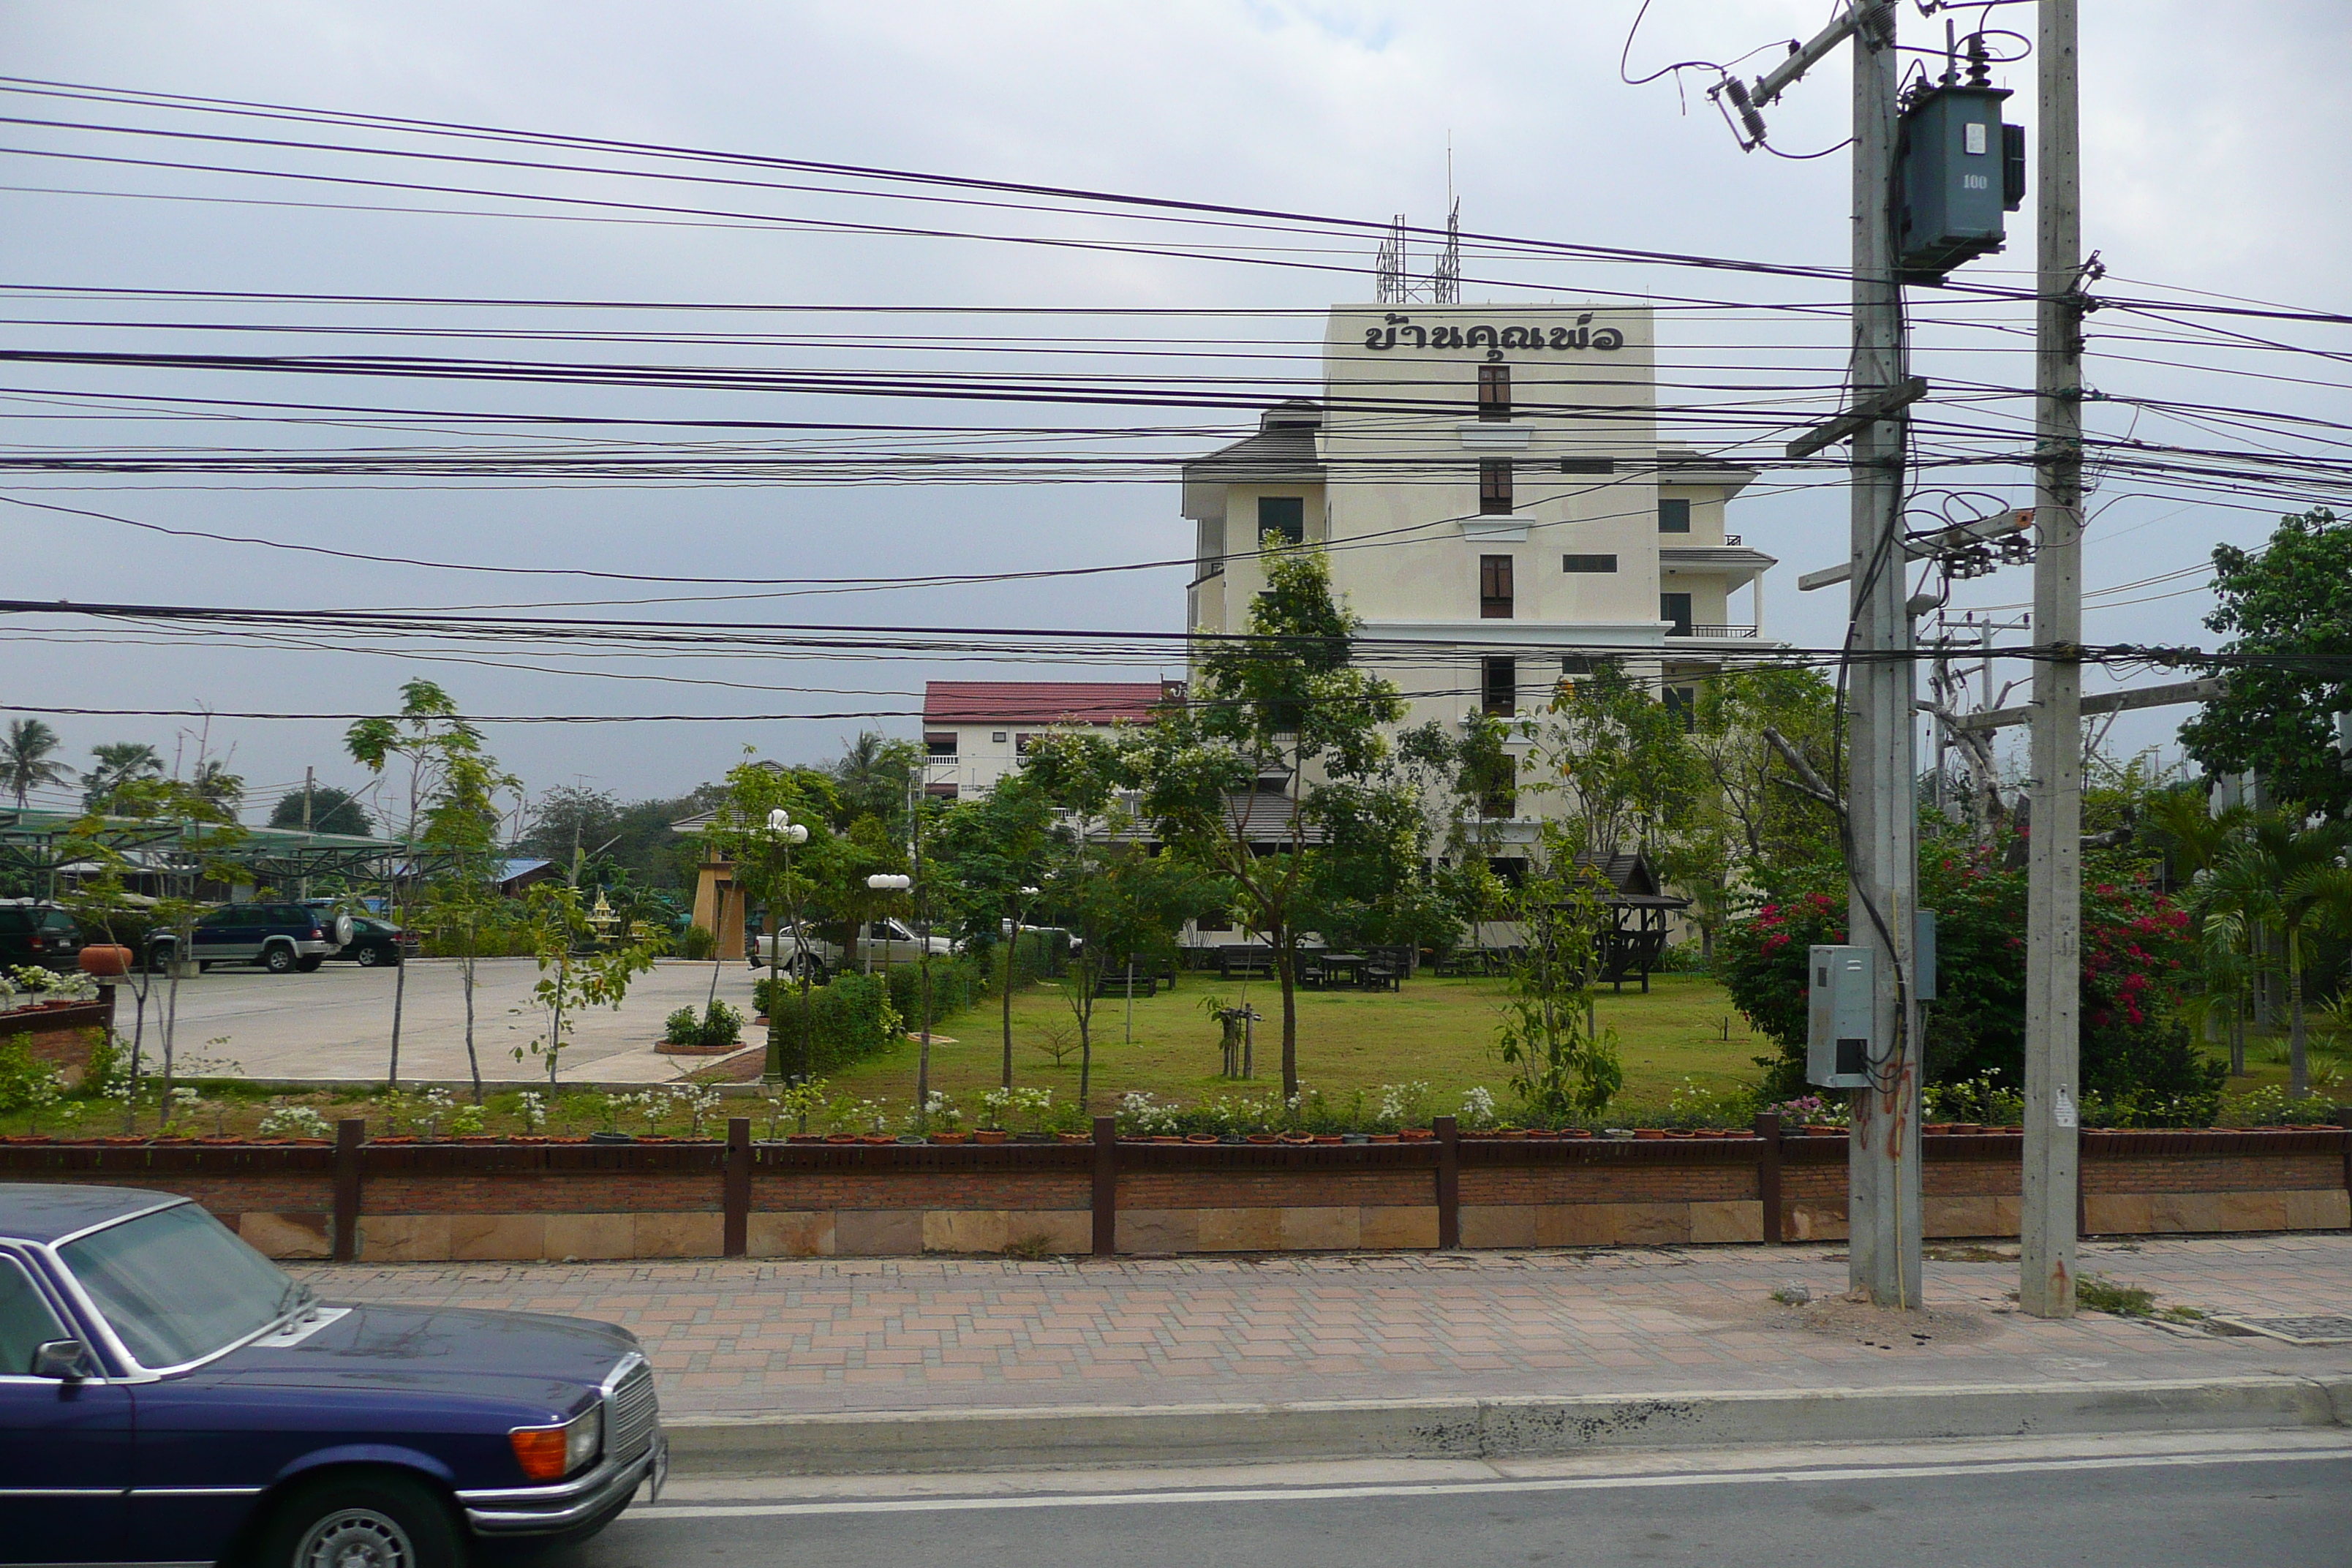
[
  {"left": 3, "top": 718, "right": 69, "bottom": 809},
  {"left": 2228, "top": 813, "right": 2351, "bottom": 1098},
  {"left": 80, "top": 742, "right": 163, "bottom": 813},
  {"left": 190, "top": 759, "right": 244, "bottom": 813}
]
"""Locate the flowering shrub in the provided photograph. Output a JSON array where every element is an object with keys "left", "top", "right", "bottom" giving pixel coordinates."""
[{"left": 1721, "top": 832, "right": 2224, "bottom": 1123}]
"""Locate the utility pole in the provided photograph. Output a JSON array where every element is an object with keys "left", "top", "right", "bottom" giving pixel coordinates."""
[
  {"left": 2022, "top": 0, "right": 2086, "bottom": 1319},
  {"left": 1841, "top": 0, "right": 1921, "bottom": 1312},
  {"left": 300, "top": 766, "right": 314, "bottom": 900}
]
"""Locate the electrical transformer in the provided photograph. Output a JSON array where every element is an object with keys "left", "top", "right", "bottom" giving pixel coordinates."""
[
  {"left": 1897, "top": 83, "right": 2025, "bottom": 282},
  {"left": 1807, "top": 943, "right": 1875, "bottom": 1089}
]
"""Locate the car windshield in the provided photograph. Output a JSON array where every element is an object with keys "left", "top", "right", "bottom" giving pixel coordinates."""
[{"left": 59, "top": 1202, "right": 302, "bottom": 1367}]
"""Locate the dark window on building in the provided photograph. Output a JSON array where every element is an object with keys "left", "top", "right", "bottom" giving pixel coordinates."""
[
  {"left": 1659, "top": 497, "right": 1692, "bottom": 533},
  {"left": 1014, "top": 733, "right": 1036, "bottom": 755},
  {"left": 924, "top": 783, "right": 959, "bottom": 800},
  {"left": 1479, "top": 460, "right": 1514, "bottom": 515},
  {"left": 1561, "top": 553, "right": 1618, "bottom": 573},
  {"left": 1258, "top": 495, "right": 1305, "bottom": 544},
  {"left": 1479, "top": 754, "right": 1518, "bottom": 820},
  {"left": 1481, "top": 655, "right": 1517, "bottom": 717},
  {"left": 1664, "top": 686, "right": 1697, "bottom": 732},
  {"left": 1489, "top": 856, "right": 1529, "bottom": 889},
  {"left": 1195, "top": 909, "right": 1234, "bottom": 933},
  {"left": 924, "top": 732, "right": 957, "bottom": 758},
  {"left": 1561, "top": 655, "right": 1598, "bottom": 676},
  {"left": 1477, "top": 363, "right": 1511, "bottom": 421},
  {"left": 1480, "top": 554, "right": 1515, "bottom": 619},
  {"left": 1661, "top": 592, "right": 1694, "bottom": 636},
  {"left": 1559, "top": 457, "right": 1615, "bottom": 475}
]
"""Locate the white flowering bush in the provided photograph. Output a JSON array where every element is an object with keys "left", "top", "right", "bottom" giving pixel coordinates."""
[
  {"left": 1116, "top": 1090, "right": 1183, "bottom": 1135},
  {"left": 518, "top": 1091, "right": 548, "bottom": 1132},
  {"left": 1458, "top": 1085, "right": 1497, "bottom": 1130},
  {"left": 1374, "top": 1081, "right": 1431, "bottom": 1130},
  {"left": 257, "top": 1104, "right": 331, "bottom": 1139}
]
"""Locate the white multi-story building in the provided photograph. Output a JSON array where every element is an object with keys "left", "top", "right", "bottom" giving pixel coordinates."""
[
  {"left": 921, "top": 681, "right": 1179, "bottom": 800},
  {"left": 1180, "top": 302, "right": 1776, "bottom": 859}
]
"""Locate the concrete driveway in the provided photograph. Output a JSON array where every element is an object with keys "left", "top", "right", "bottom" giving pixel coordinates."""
[{"left": 112, "top": 956, "right": 767, "bottom": 1087}]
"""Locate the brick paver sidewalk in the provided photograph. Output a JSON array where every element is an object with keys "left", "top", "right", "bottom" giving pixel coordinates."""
[{"left": 298, "top": 1235, "right": 2352, "bottom": 1417}]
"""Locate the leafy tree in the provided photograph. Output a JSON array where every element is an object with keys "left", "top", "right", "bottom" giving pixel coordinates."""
[
  {"left": 80, "top": 742, "right": 162, "bottom": 813},
  {"left": 416, "top": 747, "right": 520, "bottom": 1102},
  {"left": 1491, "top": 836, "right": 1622, "bottom": 1117},
  {"left": 4, "top": 718, "right": 70, "bottom": 809},
  {"left": 829, "top": 731, "right": 921, "bottom": 833},
  {"left": 1124, "top": 538, "right": 1407, "bottom": 1099},
  {"left": 511, "top": 881, "right": 656, "bottom": 1088},
  {"left": 698, "top": 758, "right": 845, "bottom": 1083},
  {"left": 2179, "top": 507, "right": 2352, "bottom": 816},
  {"left": 267, "top": 785, "right": 374, "bottom": 837},
  {"left": 930, "top": 772, "right": 1056, "bottom": 1089},
  {"left": 347, "top": 680, "right": 506, "bottom": 1087},
  {"left": 1523, "top": 662, "right": 1703, "bottom": 864},
  {"left": 189, "top": 759, "right": 244, "bottom": 815},
  {"left": 2213, "top": 812, "right": 2352, "bottom": 1098}
]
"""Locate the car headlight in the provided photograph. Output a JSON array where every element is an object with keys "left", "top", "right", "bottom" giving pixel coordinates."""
[{"left": 510, "top": 1404, "right": 602, "bottom": 1481}]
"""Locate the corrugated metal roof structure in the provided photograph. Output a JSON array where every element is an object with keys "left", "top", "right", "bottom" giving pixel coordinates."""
[{"left": 923, "top": 681, "right": 1180, "bottom": 727}]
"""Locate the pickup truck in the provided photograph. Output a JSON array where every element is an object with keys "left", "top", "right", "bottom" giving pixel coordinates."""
[
  {"left": 0, "top": 1184, "right": 663, "bottom": 1568},
  {"left": 747, "top": 917, "right": 959, "bottom": 981}
]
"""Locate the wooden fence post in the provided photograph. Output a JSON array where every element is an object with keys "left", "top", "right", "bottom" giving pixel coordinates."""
[
  {"left": 1434, "top": 1115, "right": 1460, "bottom": 1250},
  {"left": 1754, "top": 1111, "right": 1782, "bottom": 1244},
  {"left": 1092, "top": 1116, "right": 1117, "bottom": 1257},
  {"left": 723, "top": 1117, "right": 751, "bottom": 1258},
  {"left": 333, "top": 1118, "right": 364, "bottom": 1262}
]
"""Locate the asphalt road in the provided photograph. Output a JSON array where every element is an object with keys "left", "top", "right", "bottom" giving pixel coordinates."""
[{"left": 571, "top": 1436, "right": 2352, "bottom": 1568}]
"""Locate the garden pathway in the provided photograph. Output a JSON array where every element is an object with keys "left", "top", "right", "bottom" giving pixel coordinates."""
[{"left": 298, "top": 1235, "right": 2352, "bottom": 1417}]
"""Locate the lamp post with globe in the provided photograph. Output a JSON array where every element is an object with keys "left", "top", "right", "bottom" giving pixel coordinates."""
[
  {"left": 764, "top": 808, "right": 810, "bottom": 1085},
  {"left": 866, "top": 870, "right": 916, "bottom": 1102}
]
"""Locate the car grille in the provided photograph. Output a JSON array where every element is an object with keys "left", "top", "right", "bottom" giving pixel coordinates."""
[{"left": 605, "top": 1359, "right": 660, "bottom": 1464}]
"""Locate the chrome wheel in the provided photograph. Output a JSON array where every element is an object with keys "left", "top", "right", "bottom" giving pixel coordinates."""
[
  {"left": 355, "top": 945, "right": 382, "bottom": 967},
  {"left": 293, "top": 1506, "right": 414, "bottom": 1568}
]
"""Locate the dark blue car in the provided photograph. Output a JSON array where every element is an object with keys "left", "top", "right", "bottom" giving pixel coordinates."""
[{"left": 0, "top": 1186, "right": 666, "bottom": 1567}]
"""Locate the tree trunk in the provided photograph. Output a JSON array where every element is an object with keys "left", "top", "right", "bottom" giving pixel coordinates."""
[
  {"left": 2287, "top": 929, "right": 2308, "bottom": 1099},
  {"left": 1000, "top": 919, "right": 1017, "bottom": 1090},
  {"left": 1276, "top": 937, "right": 1299, "bottom": 1102},
  {"left": 548, "top": 951, "right": 568, "bottom": 1089},
  {"left": 123, "top": 975, "right": 148, "bottom": 1134},
  {"left": 461, "top": 946, "right": 482, "bottom": 1104},
  {"left": 388, "top": 945, "right": 408, "bottom": 1088}
]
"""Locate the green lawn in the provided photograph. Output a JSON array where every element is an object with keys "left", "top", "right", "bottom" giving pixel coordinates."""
[{"left": 818, "top": 971, "right": 1768, "bottom": 1118}]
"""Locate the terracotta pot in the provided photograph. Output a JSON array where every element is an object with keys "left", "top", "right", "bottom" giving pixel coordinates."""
[
  {"left": 1491, "top": 1128, "right": 1528, "bottom": 1139},
  {"left": 787, "top": 1134, "right": 826, "bottom": 1144},
  {"left": 932, "top": 1132, "right": 969, "bottom": 1145},
  {"left": 78, "top": 944, "right": 132, "bottom": 979},
  {"left": 1370, "top": 1133, "right": 1401, "bottom": 1143},
  {"left": 973, "top": 1129, "right": 1009, "bottom": 1145},
  {"left": 1186, "top": 1134, "right": 1221, "bottom": 1145},
  {"left": 1951, "top": 1123, "right": 1983, "bottom": 1134},
  {"left": 1527, "top": 1128, "right": 1560, "bottom": 1139},
  {"left": 1152, "top": 1134, "right": 1183, "bottom": 1145},
  {"left": 1055, "top": 1132, "right": 1090, "bottom": 1145},
  {"left": 1312, "top": 1134, "right": 1343, "bottom": 1145},
  {"left": 857, "top": 1134, "right": 894, "bottom": 1146},
  {"left": 1278, "top": 1131, "right": 1314, "bottom": 1145},
  {"left": 1400, "top": 1128, "right": 1434, "bottom": 1142},
  {"left": 1245, "top": 1133, "right": 1279, "bottom": 1145},
  {"left": 1632, "top": 1128, "right": 1667, "bottom": 1140},
  {"left": 1697, "top": 1128, "right": 1727, "bottom": 1139},
  {"left": 1664, "top": 1129, "right": 1697, "bottom": 1139},
  {"left": 824, "top": 1134, "right": 860, "bottom": 1145},
  {"left": 1562, "top": 1128, "right": 1594, "bottom": 1139},
  {"left": 1923, "top": 1123, "right": 1955, "bottom": 1135},
  {"left": 374, "top": 1136, "right": 418, "bottom": 1145}
]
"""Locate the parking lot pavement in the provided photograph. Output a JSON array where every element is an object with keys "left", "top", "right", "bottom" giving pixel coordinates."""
[{"left": 115, "top": 956, "right": 768, "bottom": 1085}]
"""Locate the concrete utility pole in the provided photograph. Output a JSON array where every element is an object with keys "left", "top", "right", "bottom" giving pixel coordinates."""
[
  {"left": 1842, "top": 0, "right": 1922, "bottom": 1311},
  {"left": 2022, "top": 0, "right": 2085, "bottom": 1319}
]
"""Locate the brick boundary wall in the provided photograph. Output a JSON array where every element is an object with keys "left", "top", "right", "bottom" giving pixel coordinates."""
[{"left": 2, "top": 1115, "right": 2345, "bottom": 1262}]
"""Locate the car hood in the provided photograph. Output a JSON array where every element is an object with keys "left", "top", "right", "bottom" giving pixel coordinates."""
[{"left": 206, "top": 1302, "right": 639, "bottom": 1411}]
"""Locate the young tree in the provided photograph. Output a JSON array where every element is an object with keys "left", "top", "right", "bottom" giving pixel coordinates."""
[
  {"left": 346, "top": 680, "right": 502, "bottom": 1087},
  {"left": 1492, "top": 838, "right": 1623, "bottom": 1118},
  {"left": 511, "top": 880, "right": 657, "bottom": 1088},
  {"left": 2179, "top": 508, "right": 2352, "bottom": 818},
  {"left": 416, "top": 747, "right": 519, "bottom": 1103},
  {"left": 1126, "top": 539, "right": 1407, "bottom": 1100},
  {"left": 1523, "top": 662, "right": 1702, "bottom": 864},
  {"left": 929, "top": 772, "right": 1055, "bottom": 1089},
  {"left": 4, "top": 718, "right": 70, "bottom": 808}
]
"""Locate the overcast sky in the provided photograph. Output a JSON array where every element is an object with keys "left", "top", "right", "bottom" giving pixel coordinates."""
[{"left": 2, "top": 1, "right": 2345, "bottom": 830}]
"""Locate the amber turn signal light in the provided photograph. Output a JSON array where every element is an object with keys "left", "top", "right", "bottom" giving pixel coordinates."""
[{"left": 509, "top": 1425, "right": 572, "bottom": 1481}]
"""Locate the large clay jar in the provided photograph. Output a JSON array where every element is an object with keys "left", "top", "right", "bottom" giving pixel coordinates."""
[{"left": 79, "top": 945, "right": 132, "bottom": 979}]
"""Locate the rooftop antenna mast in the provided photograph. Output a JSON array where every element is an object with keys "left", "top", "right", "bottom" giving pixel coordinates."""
[
  {"left": 1431, "top": 140, "right": 1461, "bottom": 304},
  {"left": 1374, "top": 213, "right": 1410, "bottom": 304}
]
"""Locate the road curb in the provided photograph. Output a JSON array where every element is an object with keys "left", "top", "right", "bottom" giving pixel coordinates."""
[{"left": 663, "top": 1375, "right": 2352, "bottom": 1477}]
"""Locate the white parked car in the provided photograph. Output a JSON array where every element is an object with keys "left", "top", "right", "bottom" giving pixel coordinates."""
[{"left": 747, "top": 918, "right": 958, "bottom": 981}]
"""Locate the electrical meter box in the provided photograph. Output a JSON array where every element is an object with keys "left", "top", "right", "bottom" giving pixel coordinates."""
[
  {"left": 1807, "top": 944, "right": 1875, "bottom": 1088},
  {"left": 1898, "top": 84, "right": 2024, "bottom": 282}
]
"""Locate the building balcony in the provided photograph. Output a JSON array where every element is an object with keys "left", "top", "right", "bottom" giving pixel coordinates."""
[{"left": 1673, "top": 624, "right": 1759, "bottom": 639}]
